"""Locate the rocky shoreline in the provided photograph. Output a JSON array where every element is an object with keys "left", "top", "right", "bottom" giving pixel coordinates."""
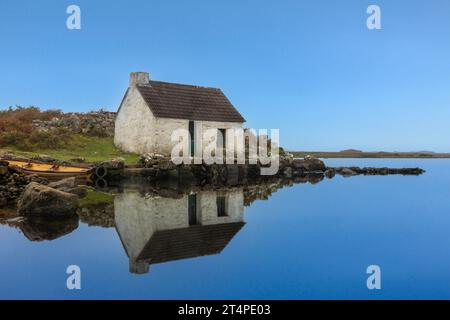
[
  {"left": 117, "top": 152, "right": 425, "bottom": 186},
  {"left": 0, "top": 153, "right": 425, "bottom": 222},
  {"left": 0, "top": 160, "right": 48, "bottom": 207},
  {"left": 0, "top": 153, "right": 427, "bottom": 242}
]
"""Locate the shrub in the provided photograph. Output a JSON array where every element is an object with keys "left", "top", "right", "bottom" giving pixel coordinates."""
[
  {"left": 29, "top": 129, "right": 72, "bottom": 149},
  {"left": 0, "top": 131, "right": 31, "bottom": 149},
  {"left": 0, "top": 129, "right": 71, "bottom": 151},
  {"left": 0, "top": 106, "right": 62, "bottom": 134},
  {"left": 86, "top": 126, "right": 109, "bottom": 137},
  {"left": 0, "top": 106, "right": 68, "bottom": 150}
]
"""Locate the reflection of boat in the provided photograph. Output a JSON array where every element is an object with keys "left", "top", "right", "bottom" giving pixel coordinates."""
[
  {"left": 114, "top": 189, "right": 245, "bottom": 274},
  {"left": 4, "top": 160, "right": 91, "bottom": 179}
]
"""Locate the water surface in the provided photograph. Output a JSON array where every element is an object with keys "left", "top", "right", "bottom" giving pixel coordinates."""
[{"left": 1, "top": 159, "right": 450, "bottom": 299}]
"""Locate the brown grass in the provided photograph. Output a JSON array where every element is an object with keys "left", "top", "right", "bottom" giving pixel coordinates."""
[
  {"left": 0, "top": 106, "right": 62, "bottom": 134},
  {"left": 0, "top": 106, "right": 68, "bottom": 150}
]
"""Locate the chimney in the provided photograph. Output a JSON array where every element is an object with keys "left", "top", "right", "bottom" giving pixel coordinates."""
[{"left": 129, "top": 72, "right": 150, "bottom": 86}]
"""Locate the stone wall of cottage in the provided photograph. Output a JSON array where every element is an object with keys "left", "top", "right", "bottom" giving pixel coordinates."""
[
  {"left": 155, "top": 119, "right": 244, "bottom": 157},
  {"left": 114, "top": 86, "right": 156, "bottom": 153},
  {"left": 32, "top": 111, "right": 116, "bottom": 137},
  {"left": 114, "top": 86, "right": 244, "bottom": 156}
]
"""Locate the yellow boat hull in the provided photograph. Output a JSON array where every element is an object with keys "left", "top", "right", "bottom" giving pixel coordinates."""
[{"left": 5, "top": 160, "right": 90, "bottom": 180}]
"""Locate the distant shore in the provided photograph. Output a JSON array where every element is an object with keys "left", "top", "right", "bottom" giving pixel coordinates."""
[{"left": 291, "top": 151, "right": 450, "bottom": 159}]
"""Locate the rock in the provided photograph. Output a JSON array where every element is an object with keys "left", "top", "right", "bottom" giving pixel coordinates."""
[
  {"left": 348, "top": 167, "right": 364, "bottom": 174},
  {"left": 0, "top": 153, "right": 30, "bottom": 162},
  {"left": 0, "top": 166, "right": 8, "bottom": 176},
  {"left": 339, "top": 168, "right": 357, "bottom": 177},
  {"left": 27, "top": 174, "right": 49, "bottom": 184},
  {"left": 140, "top": 153, "right": 166, "bottom": 167},
  {"left": 305, "top": 157, "right": 326, "bottom": 171},
  {"left": 280, "top": 152, "right": 294, "bottom": 166},
  {"left": 283, "top": 166, "right": 293, "bottom": 178},
  {"left": 0, "top": 196, "right": 7, "bottom": 207},
  {"left": 32, "top": 111, "right": 116, "bottom": 137},
  {"left": 65, "top": 186, "right": 88, "bottom": 198},
  {"left": 48, "top": 177, "right": 77, "bottom": 190},
  {"left": 395, "top": 167, "right": 424, "bottom": 175},
  {"left": 17, "top": 182, "right": 79, "bottom": 217},
  {"left": 0, "top": 162, "right": 34, "bottom": 205},
  {"left": 0, "top": 160, "right": 9, "bottom": 167},
  {"left": 324, "top": 168, "right": 336, "bottom": 179},
  {"left": 48, "top": 177, "right": 87, "bottom": 197},
  {"left": 101, "top": 157, "right": 125, "bottom": 169},
  {"left": 158, "top": 159, "right": 176, "bottom": 171},
  {"left": 139, "top": 153, "right": 176, "bottom": 171},
  {"left": 292, "top": 156, "right": 326, "bottom": 172},
  {"left": 31, "top": 155, "right": 56, "bottom": 163}
]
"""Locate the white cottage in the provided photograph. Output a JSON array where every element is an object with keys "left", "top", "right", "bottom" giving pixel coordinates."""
[{"left": 114, "top": 72, "right": 246, "bottom": 156}]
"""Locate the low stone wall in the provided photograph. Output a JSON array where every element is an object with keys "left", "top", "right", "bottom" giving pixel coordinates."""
[{"left": 32, "top": 111, "right": 116, "bottom": 137}]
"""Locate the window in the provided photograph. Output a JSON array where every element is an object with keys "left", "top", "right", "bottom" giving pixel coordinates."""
[{"left": 217, "top": 196, "right": 228, "bottom": 217}]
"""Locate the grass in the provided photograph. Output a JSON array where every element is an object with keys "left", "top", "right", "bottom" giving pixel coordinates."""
[
  {"left": 79, "top": 190, "right": 115, "bottom": 207},
  {"left": 0, "top": 134, "right": 140, "bottom": 164}
]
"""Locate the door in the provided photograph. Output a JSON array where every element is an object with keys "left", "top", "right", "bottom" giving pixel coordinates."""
[
  {"left": 219, "top": 128, "right": 226, "bottom": 160},
  {"left": 188, "top": 194, "right": 198, "bottom": 225},
  {"left": 189, "top": 121, "right": 195, "bottom": 157}
]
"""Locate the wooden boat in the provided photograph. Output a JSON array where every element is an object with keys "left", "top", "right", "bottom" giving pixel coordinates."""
[{"left": 4, "top": 159, "right": 91, "bottom": 179}]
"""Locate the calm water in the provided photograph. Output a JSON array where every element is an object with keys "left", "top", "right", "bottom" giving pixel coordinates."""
[{"left": 1, "top": 159, "right": 450, "bottom": 299}]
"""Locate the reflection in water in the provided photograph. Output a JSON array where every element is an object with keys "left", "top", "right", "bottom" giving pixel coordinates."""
[
  {"left": 1, "top": 174, "right": 323, "bottom": 274},
  {"left": 114, "top": 188, "right": 245, "bottom": 274},
  {"left": 20, "top": 215, "right": 79, "bottom": 241}
]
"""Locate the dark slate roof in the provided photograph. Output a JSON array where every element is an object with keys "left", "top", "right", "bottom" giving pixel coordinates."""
[
  {"left": 136, "top": 222, "right": 245, "bottom": 265},
  {"left": 136, "top": 80, "right": 246, "bottom": 123}
]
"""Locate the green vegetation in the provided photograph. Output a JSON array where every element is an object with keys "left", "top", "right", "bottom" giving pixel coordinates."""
[
  {"left": 0, "top": 134, "right": 139, "bottom": 164},
  {"left": 0, "top": 106, "right": 139, "bottom": 164},
  {"left": 0, "top": 106, "right": 62, "bottom": 133},
  {"left": 0, "top": 106, "right": 70, "bottom": 150},
  {"left": 79, "top": 190, "right": 115, "bottom": 207}
]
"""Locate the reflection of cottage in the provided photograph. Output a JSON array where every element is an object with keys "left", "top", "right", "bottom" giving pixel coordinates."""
[
  {"left": 114, "top": 189, "right": 245, "bottom": 274},
  {"left": 114, "top": 72, "right": 246, "bottom": 156}
]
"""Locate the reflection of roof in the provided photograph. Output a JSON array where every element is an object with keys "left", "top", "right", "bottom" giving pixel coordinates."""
[{"left": 136, "top": 222, "right": 245, "bottom": 265}]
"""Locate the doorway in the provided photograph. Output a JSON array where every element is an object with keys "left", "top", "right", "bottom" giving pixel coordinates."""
[
  {"left": 188, "top": 194, "right": 198, "bottom": 226},
  {"left": 189, "top": 121, "right": 195, "bottom": 157},
  {"left": 218, "top": 128, "right": 226, "bottom": 160}
]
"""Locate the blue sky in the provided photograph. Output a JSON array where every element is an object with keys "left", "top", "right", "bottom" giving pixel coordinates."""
[{"left": 1, "top": 0, "right": 449, "bottom": 151}]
